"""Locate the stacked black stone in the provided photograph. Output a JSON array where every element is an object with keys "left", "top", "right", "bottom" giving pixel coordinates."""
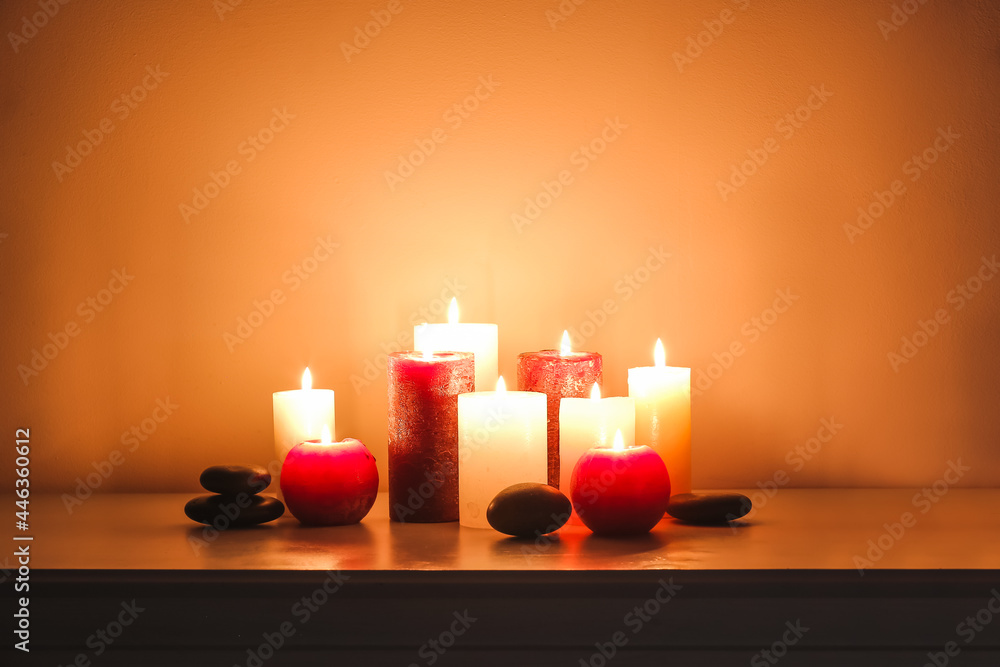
[{"left": 184, "top": 465, "right": 284, "bottom": 528}]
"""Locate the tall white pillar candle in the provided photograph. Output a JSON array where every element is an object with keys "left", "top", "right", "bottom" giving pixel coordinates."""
[
  {"left": 415, "top": 298, "right": 498, "bottom": 391},
  {"left": 628, "top": 339, "right": 691, "bottom": 494},
  {"left": 559, "top": 383, "right": 635, "bottom": 494},
  {"left": 458, "top": 377, "right": 546, "bottom": 528},
  {"left": 272, "top": 367, "right": 336, "bottom": 466}
]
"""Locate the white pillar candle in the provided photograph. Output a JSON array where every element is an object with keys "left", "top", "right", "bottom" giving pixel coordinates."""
[
  {"left": 559, "top": 383, "right": 635, "bottom": 493},
  {"left": 628, "top": 339, "right": 692, "bottom": 494},
  {"left": 272, "top": 367, "right": 336, "bottom": 466},
  {"left": 415, "top": 298, "right": 498, "bottom": 391},
  {"left": 458, "top": 376, "right": 547, "bottom": 528}
]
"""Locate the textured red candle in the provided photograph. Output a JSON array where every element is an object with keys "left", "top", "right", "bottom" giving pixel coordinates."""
[
  {"left": 570, "top": 443, "right": 671, "bottom": 535},
  {"left": 388, "top": 351, "right": 474, "bottom": 522},
  {"left": 280, "top": 437, "right": 379, "bottom": 526},
  {"left": 517, "top": 349, "right": 602, "bottom": 488}
]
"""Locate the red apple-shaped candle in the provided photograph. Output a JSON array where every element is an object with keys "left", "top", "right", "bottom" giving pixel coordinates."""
[
  {"left": 281, "top": 426, "right": 379, "bottom": 526},
  {"left": 570, "top": 429, "right": 671, "bottom": 536}
]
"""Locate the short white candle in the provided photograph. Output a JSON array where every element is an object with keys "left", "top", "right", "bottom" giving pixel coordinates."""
[
  {"left": 415, "top": 298, "right": 498, "bottom": 391},
  {"left": 272, "top": 367, "right": 335, "bottom": 466},
  {"left": 559, "top": 383, "right": 635, "bottom": 493},
  {"left": 628, "top": 339, "right": 691, "bottom": 494},
  {"left": 458, "top": 376, "right": 547, "bottom": 528}
]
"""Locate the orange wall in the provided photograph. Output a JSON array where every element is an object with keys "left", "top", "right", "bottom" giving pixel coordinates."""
[{"left": 3, "top": 0, "right": 999, "bottom": 494}]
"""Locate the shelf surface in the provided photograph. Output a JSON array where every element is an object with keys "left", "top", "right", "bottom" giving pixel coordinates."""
[
  {"left": 16, "top": 489, "right": 1000, "bottom": 665},
  {"left": 28, "top": 488, "right": 1000, "bottom": 572}
]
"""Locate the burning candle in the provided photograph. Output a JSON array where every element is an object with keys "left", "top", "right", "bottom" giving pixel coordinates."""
[
  {"left": 559, "top": 383, "right": 635, "bottom": 495},
  {"left": 628, "top": 339, "right": 691, "bottom": 494},
  {"left": 272, "top": 367, "right": 335, "bottom": 466},
  {"left": 414, "top": 298, "right": 498, "bottom": 391},
  {"left": 570, "top": 429, "right": 671, "bottom": 535},
  {"left": 280, "top": 426, "right": 379, "bottom": 526},
  {"left": 387, "top": 350, "right": 474, "bottom": 522},
  {"left": 457, "top": 376, "right": 546, "bottom": 528},
  {"left": 517, "top": 331, "right": 602, "bottom": 487}
]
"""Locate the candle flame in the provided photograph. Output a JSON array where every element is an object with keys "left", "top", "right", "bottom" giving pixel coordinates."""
[
  {"left": 320, "top": 424, "right": 332, "bottom": 445},
  {"left": 301, "top": 367, "right": 312, "bottom": 390},
  {"left": 590, "top": 383, "right": 601, "bottom": 400},
  {"left": 654, "top": 338, "right": 666, "bottom": 367},
  {"left": 422, "top": 348, "right": 433, "bottom": 361},
  {"left": 612, "top": 428, "right": 625, "bottom": 451},
  {"left": 496, "top": 375, "right": 507, "bottom": 394},
  {"left": 560, "top": 330, "right": 571, "bottom": 355},
  {"left": 448, "top": 297, "right": 459, "bottom": 324}
]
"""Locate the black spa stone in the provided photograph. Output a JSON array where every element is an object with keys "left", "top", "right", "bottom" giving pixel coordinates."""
[
  {"left": 184, "top": 494, "right": 284, "bottom": 528},
  {"left": 199, "top": 464, "right": 271, "bottom": 496},
  {"left": 666, "top": 493, "right": 751, "bottom": 525},
  {"left": 487, "top": 482, "right": 572, "bottom": 538}
]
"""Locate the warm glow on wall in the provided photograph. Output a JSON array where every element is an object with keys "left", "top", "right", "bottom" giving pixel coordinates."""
[{"left": 2, "top": 0, "right": 998, "bottom": 495}]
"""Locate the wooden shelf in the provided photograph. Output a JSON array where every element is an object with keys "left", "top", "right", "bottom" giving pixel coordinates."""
[
  {"left": 29, "top": 489, "right": 1000, "bottom": 571},
  {"left": 18, "top": 489, "right": 1000, "bottom": 666}
]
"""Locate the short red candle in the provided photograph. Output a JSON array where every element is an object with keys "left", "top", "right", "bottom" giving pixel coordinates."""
[
  {"left": 570, "top": 440, "right": 671, "bottom": 536},
  {"left": 388, "top": 351, "right": 474, "bottom": 522},
  {"left": 280, "top": 437, "right": 379, "bottom": 526},
  {"left": 517, "top": 346, "right": 602, "bottom": 488}
]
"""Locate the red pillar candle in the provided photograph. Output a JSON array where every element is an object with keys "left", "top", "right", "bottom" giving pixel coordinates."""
[
  {"left": 570, "top": 430, "right": 671, "bottom": 536},
  {"left": 388, "top": 351, "right": 474, "bottom": 522},
  {"left": 280, "top": 428, "right": 379, "bottom": 526},
  {"left": 517, "top": 331, "right": 602, "bottom": 488}
]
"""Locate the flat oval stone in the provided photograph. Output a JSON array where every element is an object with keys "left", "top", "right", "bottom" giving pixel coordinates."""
[
  {"left": 487, "top": 483, "right": 571, "bottom": 538},
  {"left": 200, "top": 465, "right": 271, "bottom": 495},
  {"left": 666, "top": 493, "right": 751, "bottom": 525},
  {"left": 184, "top": 494, "right": 284, "bottom": 528}
]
